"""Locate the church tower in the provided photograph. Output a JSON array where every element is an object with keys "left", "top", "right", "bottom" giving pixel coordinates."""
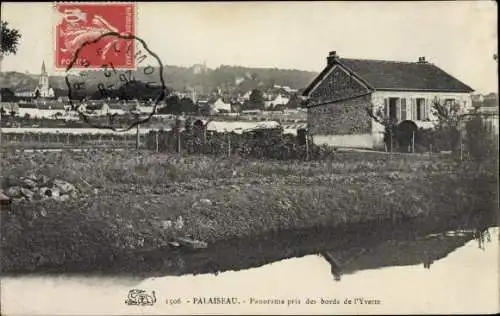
[
  {"left": 39, "top": 61, "right": 49, "bottom": 92},
  {"left": 34, "top": 61, "right": 54, "bottom": 98}
]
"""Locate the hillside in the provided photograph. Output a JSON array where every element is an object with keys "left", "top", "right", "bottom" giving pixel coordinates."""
[{"left": 0, "top": 65, "right": 318, "bottom": 96}]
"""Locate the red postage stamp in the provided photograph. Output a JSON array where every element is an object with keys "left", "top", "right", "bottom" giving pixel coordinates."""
[{"left": 54, "top": 2, "right": 136, "bottom": 70}]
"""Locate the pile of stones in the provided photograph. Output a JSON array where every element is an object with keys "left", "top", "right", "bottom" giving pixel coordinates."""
[{"left": 2, "top": 174, "right": 78, "bottom": 203}]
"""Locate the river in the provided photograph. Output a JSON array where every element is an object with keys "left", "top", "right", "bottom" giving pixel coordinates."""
[{"left": 1, "top": 227, "right": 498, "bottom": 315}]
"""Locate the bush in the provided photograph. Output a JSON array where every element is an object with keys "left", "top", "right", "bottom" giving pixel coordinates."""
[
  {"left": 145, "top": 128, "right": 336, "bottom": 161},
  {"left": 464, "top": 115, "right": 499, "bottom": 162},
  {"left": 414, "top": 127, "right": 460, "bottom": 153}
]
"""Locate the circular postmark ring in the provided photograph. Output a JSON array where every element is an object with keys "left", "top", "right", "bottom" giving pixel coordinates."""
[{"left": 64, "top": 31, "right": 166, "bottom": 132}]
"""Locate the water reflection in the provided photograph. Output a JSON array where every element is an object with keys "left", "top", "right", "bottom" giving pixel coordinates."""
[
  {"left": 2, "top": 227, "right": 498, "bottom": 315},
  {"left": 321, "top": 229, "right": 482, "bottom": 281}
]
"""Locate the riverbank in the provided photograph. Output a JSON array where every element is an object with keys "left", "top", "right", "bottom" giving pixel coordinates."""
[{"left": 1, "top": 150, "right": 498, "bottom": 274}]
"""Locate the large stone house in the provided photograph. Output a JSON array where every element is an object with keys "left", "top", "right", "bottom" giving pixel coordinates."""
[{"left": 302, "top": 51, "right": 474, "bottom": 148}]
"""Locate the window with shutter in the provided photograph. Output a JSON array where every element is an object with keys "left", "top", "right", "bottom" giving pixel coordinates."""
[
  {"left": 384, "top": 98, "right": 389, "bottom": 117},
  {"left": 388, "top": 98, "right": 398, "bottom": 120},
  {"left": 423, "top": 99, "right": 430, "bottom": 120},
  {"left": 416, "top": 98, "right": 425, "bottom": 120},
  {"left": 411, "top": 98, "right": 417, "bottom": 120},
  {"left": 401, "top": 98, "right": 407, "bottom": 120}
]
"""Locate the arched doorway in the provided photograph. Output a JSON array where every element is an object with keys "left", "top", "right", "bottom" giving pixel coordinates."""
[{"left": 395, "top": 120, "right": 418, "bottom": 152}]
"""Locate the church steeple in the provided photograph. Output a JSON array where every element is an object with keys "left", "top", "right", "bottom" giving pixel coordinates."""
[
  {"left": 41, "top": 61, "right": 47, "bottom": 75},
  {"left": 37, "top": 60, "right": 52, "bottom": 98}
]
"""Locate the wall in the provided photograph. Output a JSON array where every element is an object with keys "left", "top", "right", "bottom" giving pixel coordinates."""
[
  {"left": 306, "top": 64, "right": 375, "bottom": 147},
  {"left": 309, "top": 65, "right": 371, "bottom": 103},
  {"left": 308, "top": 94, "right": 373, "bottom": 136},
  {"left": 371, "top": 91, "right": 473, "bottom": 135},
  {"left": 312, "top": 133, "right": 377, "bottom": 149}
]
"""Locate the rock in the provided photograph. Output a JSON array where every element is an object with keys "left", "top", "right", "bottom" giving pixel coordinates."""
[
  {"left": 192, "top": 198, "right": 213, "bottom": 208},
  {"left": 38, "top": 187, "right": 52, "bottom": 197},
  {"left": 53, "top": 179, "right": 75, "bottom": 194},
  {"left": 12, "top": 197, "right": 24, "bottom": 204},
  {"left": 6, "top": 186, "right": 22, "bottom": 198},
  {"left": 27, "top": 174, "right": 38, "bottom": 182},
  {"left": 50, "top": 187, "right": 61, "bottom": 197},
  {"left": 21, "top": 178, "right": 37, "bottom": 189},
  {"left": 174, "top": 216, "right": 184, "bottom": 230},
  {"left": 161, "top": 220, "right": 173, "bottom": 229},
  {"left": 383, "top": 190, "right": 396, "bottom": 196},
  {"left": 0, "top": 191, "right": 11, "bottom": 207},
  {"left": 38, "top": 175, "right": 50, "bottom": 185},
  {"left": 20, "top": 188, "right": 34, "bottom": 200},
  {"left": 168, "top": 241, "right": 181, "bottom": 248},
  {"left": 39, "top": 207, "right": 48, "bottom": 217},
  {"left": 54, "top": 194, "right": 70, "bottom": 202},
  {"left": 175, "top": 237, "right": 208, "bottom": 249}
]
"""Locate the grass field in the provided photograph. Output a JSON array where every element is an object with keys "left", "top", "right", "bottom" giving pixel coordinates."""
[{"left": 1, "top": 149, "right": 498, "bottom": 274}]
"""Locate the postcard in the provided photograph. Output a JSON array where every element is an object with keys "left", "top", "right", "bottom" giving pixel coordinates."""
[{"left": 0, "top": 1, "right": 498, "bottom": 315}]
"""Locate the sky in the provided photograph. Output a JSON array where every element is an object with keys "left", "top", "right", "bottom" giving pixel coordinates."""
[{"left": 1, "top": 1, "right": 498, "bottom": 93}]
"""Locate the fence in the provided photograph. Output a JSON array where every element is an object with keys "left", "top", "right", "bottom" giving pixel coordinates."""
[
  {"left": 0, "top": 131, "right": 143, "bottom": 151},
  {"left": 383, "top": 112, "right": 499, "bottom": 160},
  {"left": 143, "top": 127, "right": 335, "bottom": 161}
]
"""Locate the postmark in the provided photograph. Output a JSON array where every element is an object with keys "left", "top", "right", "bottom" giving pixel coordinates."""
[
  {"left": 64, "top": 32, "right": 166, "bottom": 131},
  {"left": 54, "top": 2, "right": 136, "bottom": 70}
]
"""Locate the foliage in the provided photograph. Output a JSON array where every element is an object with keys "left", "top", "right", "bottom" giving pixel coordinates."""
[
  {"left": 1, "top": 21, "right": 22, "bottom": 56},
  {"left": 365, "top": 104, "right": 399, "bottom": 151},
  {"left": 430, "top": 98, "right": 462, "bottom": 153},
  {"left": 244, "top": 89, "right": 265, "bottom": 110},
  {"left": 157, "top": 96, "right": 197, "bottom": 114},
  {"left": 0, "top": 88, "right": 17, "bottom": 102},
  {"left": 286, "top": 93, "right": 302, "bottom": 109},
  {"left": 180, "top": 97, "right": 197, "bottom": 113},
  {"left": 144, "top": 128, "right": 336, "bottom": 161},
  {"left": 464, "top": 114, "right": 499, "bottom": 162}
]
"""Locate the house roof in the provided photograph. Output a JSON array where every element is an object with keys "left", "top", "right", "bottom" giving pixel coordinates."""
[{"left": 303, "top": 57, "right": 474, "bottom": 96}]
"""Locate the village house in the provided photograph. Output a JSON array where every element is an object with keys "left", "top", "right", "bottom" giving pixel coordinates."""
[
  {"left": 302, "top": 51, "right": 474, "bottom": 148},
  {"left": 472, "top": 93, "right": 499, "bottom": 136},
  {"left": 264, "top": 93, "right": 290, "bottom": 109},
  {"left": 209, "top": 97, "right": 232, "bottom": 113}
]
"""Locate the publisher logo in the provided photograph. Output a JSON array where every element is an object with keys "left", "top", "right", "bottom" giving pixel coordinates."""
[{"left": 124, "top": 289, "right": 157, "bottom": 306}]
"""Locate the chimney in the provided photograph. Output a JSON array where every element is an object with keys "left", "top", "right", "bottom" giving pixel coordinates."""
[
  {"left": 327, "top": 51, "right": 339, "bottom": 65},
  {"left": 418, "top": 56, "right": 427, "bottom": 63}
]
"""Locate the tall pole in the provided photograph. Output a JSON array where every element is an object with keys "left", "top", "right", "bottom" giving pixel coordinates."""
[
  {"left": 412, "top": 131, "right": 415, "bottom": 153},
  {"left": 305, "top": 130, "right": 310, "bottom": 161},
  {"left": 155, "top": 130, "right": 159, "bottom": 152},
  {"left": 136, "top": 123, "right": 140, "bottom": 150}
]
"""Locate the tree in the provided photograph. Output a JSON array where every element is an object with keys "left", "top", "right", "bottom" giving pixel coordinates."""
[
  {"left": 0, "top": 88, "right": 17, "bottom": 102},
  {"left": 180, "top": 97, "right": 197, "bottom": 113},
  {"left": 159, "top": 95, "right": 182, "bottom": 114},
  {"left": 1, "top": 21, "right": 21, "bottom": 56},
  {"left": 365, "top": 104, "right": 399, "bottom": 151},
  {"left": 286, "top": 93, "right": 301, "bottom": 109},
  {"left": 245, "top": 89, "right": 264, "bottom": 110},
  {"left": 431, "top": 98, "right": 463, "bottom": 153}
]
